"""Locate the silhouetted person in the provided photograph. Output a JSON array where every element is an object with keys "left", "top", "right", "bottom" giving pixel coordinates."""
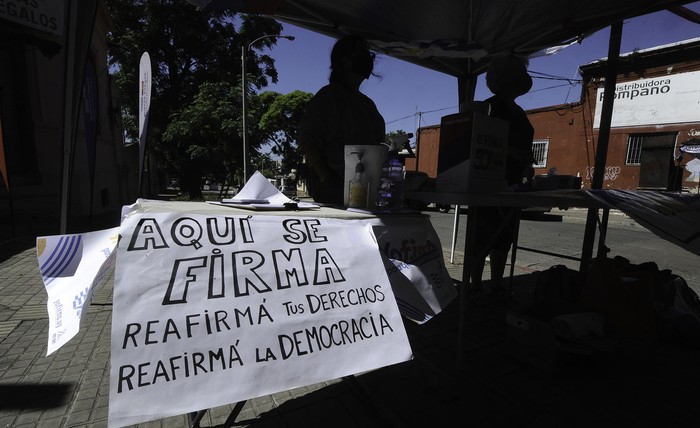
[
  {"left": 298, "top": 35, "right": 386, "bottom": 205},
  {"left": 471, "top": 53, "right": 535, "bottom": 297}
]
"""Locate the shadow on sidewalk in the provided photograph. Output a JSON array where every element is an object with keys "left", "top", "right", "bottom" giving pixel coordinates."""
[
  {"left": 0, "top": 237, "right": 36, "bottom": 264},
  {"left": 0, "top": 383, "right": 74, "bottom": 410},
  {"left": 238, "top": 271, "right": 700, "bottom": 427}
]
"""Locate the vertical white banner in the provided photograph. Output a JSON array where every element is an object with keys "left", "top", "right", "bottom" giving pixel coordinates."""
[{"left": 138, "top": 52, "right": 152, "bottom": 195}]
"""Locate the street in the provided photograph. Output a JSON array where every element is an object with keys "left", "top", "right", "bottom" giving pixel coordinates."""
[{"left": 426, "top": 207, "right": 700, "bottom": 294}]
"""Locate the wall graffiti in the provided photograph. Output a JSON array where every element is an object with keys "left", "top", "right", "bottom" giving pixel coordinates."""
[{"left": 586, "top": 165, "right": 621, "bottom": 181}]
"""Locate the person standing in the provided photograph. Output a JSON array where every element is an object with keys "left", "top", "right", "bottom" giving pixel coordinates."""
[
  {"left": 298, "top": 35, "right": 386, "bottom": 205},
  {"left": 471, "top": 53, "right": 535, "bottom": 297}
]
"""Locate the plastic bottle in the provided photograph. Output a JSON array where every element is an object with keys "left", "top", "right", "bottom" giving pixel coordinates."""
[
  {"left": 348, "top": 152, "right": 369, "bottom": 209},
  {"left": 375, "top": 138, "right": 404, "bottom": 213}
]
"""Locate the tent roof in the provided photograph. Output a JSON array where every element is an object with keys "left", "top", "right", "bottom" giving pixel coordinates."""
[{"left": 190, "top": 0, "right": 696, "bottom": 78}]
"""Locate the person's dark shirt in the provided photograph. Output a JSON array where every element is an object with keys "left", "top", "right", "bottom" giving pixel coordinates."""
[
  {"left": 298, "top": 82, "right": 385, "bottom": 203},
  {"left": 486, "top": 95, "right": 535, "bottom": 187}
]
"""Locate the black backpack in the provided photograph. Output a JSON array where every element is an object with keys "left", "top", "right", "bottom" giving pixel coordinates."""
[{"left": 533, "top": 264, "right": 583, "bottom": 318}]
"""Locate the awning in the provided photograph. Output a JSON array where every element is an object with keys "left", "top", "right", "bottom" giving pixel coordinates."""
[{"left": 187, "top": 0, "right": 696, "bottom": 79}]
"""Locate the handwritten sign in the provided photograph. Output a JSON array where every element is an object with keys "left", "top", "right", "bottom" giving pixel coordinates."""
[
  {"left": 108, "top": 212, "right": 412, "bottom": 427},
  {"left": 365, "top": 216, "right": 456, "bottom": 323}
]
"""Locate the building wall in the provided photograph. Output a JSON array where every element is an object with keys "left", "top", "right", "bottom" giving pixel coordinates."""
[
  {"left": 528, "top": 104, "right": 590, "bottom": 179},
  {"left": 526, "top": 102, "right": 646, "bottom": 190},
  {"left": 66, "top": 5, "right": 139, "bottom": 227},
  {"left": 414, "top": 39, "right": 700, "bottom": 193},
  {"left": 0, "top": 1, "right": 138, "bottom": 240},
  {"left": 576, "top": 45, "right": 700, "bottom": 191},
  {"left": 405, "top": 126, "right": 440, "bottom": 177}
]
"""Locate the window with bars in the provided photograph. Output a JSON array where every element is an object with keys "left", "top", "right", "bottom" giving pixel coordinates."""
[
  {"left": 626, "top": 133, "right": 677, "bottom": 165},
  {"left": 531, "top": 139, "right": 549, "bottom": 168},
  {"left": 626, "top": 135, "right": 644, "bottom": 165}
]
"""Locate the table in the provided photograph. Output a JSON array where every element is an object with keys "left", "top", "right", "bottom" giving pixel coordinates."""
[
  {"left": 403, "top": 188, "right": 608, "bottom": 275},
  {"left": 406, "top": 187, "right": 700, "bottom": 375},
  {"left": 403, "top": 189, "right": 611, "bottom": 362}
]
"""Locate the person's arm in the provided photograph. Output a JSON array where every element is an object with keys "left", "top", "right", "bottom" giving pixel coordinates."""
[
  {"left": 298, "top": 88, "right": 339, "bottom": 183},
  {"left": 301, "top": 140, "right": 336, "bottom": 183}
]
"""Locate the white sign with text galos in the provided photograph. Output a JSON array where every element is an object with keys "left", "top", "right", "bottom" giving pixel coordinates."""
[{"left": 108, "top": 212, "right": 412, "bottom": 427}]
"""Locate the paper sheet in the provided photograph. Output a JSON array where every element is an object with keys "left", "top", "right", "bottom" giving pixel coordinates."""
[{"left": 219, "top": 171, "right": 319, "bottom": 210}]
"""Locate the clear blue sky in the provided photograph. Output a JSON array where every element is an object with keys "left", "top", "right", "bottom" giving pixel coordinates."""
[{"left": 260, "top": 2, "right": 700, "bottom": 140}]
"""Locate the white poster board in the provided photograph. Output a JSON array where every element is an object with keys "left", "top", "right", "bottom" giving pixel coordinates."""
[
  {"left": 366, "top": 216, "right": 457, "bottom": 323},
  {"left": 436, "top": 111, "right": 509, "bottom": 193},
  {"left": 593, "top": 71, "right": 700, "bottom": 128},
  {"left": 108, "top": 211, "right": 412, "bottom": 427}
]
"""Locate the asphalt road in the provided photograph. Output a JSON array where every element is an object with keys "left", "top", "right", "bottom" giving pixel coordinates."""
[{"left": 426, "top": 207, "right": 700, "bottom": 294}]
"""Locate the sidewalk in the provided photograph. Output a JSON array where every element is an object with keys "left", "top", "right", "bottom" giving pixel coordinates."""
[{"left": 1, "top": 228, "right": 700, "bottom": 427}]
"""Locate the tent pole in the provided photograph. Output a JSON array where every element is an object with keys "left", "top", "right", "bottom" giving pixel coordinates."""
[
  {"left": 457, "top": 73, "right": 477, "bottom": 113},
  {"left": 579, "top": 20, "right": 622, "bottom": 271},
  {"left": 449, "top": 75, "right": 478, "bottom": 264}
]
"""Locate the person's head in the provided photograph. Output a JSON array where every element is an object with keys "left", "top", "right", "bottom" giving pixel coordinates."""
[
  {"left": 486, "top": 53, "right": 532, "bottom": 100},
  {"left": 329, "top": 35, "right": 375, "bottom": 85}
]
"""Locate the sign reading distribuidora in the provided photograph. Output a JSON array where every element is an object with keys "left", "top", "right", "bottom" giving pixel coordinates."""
[{"left": 593, "top": 70, "right": 700, "bottom": 128}]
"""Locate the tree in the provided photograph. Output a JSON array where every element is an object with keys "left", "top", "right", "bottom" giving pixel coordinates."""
[
  {"left": 385, "top": 130, "right": 412, "bottom": 146},
  {"left": 162, "top": 81, "right": 241, "bottom": 198},
  {"left": 105, "top": 0, "right": 283, "bottom": 199},
  {"left": 257, "top": 90, "right": 313, "bottom": 174},
  {"left": 252, "top": 152, "right": 278, "bottom": 179}
]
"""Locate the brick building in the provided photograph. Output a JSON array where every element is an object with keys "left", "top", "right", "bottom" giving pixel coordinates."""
[{"left": 409, "top": 37, "right": 700, "bottom": 192}]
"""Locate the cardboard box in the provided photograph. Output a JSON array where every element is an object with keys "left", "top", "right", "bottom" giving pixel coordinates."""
[{"left": 435, "top": 110, "right": 509, "bottom": 194}]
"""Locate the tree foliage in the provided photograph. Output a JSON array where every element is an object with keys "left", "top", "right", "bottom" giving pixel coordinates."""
[
  {"left": 161, "top": 81, "right": 241, "bottom": 197},
  {"left": 385, "top": 130, "right": 411, "bottom": 145},
  {"left": 105, "top": 0, "right": 283, "bottom": 199},
  {"left": 258, "top": 90, "right": 313, "bottom": 174}
]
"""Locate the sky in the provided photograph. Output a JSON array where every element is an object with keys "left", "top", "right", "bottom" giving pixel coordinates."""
[{"left": 259, "top": 2, "right": 700, "bottom": 141}]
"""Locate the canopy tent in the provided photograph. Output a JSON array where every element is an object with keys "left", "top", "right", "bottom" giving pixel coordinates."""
[
  {"left": 187, "top": 0, "right": 699, "bottom": 268},
  {"left": 188, "top": 0, "right": 698, "bottom": 103}
]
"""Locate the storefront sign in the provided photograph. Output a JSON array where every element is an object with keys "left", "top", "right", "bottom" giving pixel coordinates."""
[
  {"left": 593, "top": 71, "right": 700, "bottom": 128},
  {"left": 0, "top": 0, "right": 63, "bottom": 37}
]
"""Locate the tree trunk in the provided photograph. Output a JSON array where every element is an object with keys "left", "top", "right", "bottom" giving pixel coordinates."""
[{"left": 183, "top": 169, "right": 204, "bottom": 200}]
